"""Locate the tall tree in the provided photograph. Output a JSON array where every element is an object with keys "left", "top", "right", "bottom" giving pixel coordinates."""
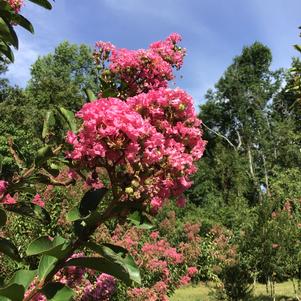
[
  {"left": 192, "top": 42, "right": 282, "bottom": 205},
  {"left": 26, "top": 41, "right": 97, "bottom": 112}
]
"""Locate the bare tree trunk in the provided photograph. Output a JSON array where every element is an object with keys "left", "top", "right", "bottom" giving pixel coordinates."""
[
  {"left": 247, "top": 145, "right": 255, "bottom": 179},
  {"left": 202, "top": 122, "right": 237, "bottom": 150},
  {"left": 261, "top": 153, "right": 270, "bottom": 196}
]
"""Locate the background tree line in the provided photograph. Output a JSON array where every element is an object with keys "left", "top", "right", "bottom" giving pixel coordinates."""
[{"left": 1, "top": 37, "right": 301, "bottom": 300}]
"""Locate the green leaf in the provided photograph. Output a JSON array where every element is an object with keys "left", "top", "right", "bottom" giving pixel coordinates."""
[
  {"left": 58, "top": 107, "right": 77, "bottom": 132},
  {"left": 0, "top": 17, "right": 18, "bottom": 49},
  {"left": 85, "top": 242, "right": 141, "bottom": 285},
  {"left": 26, "top": 236, "right": 69, "bottom": 259},
  {"left": 28, "top": 0, "right": 52, "bottom": 9},
  {"left": 128, "top": 211, "right": 154, "bottom": 229},
  {"left": 79, "top": 188, "right": 107, "bottom": 216},
  {"left": 0, "top": 270, "right": 36, "bottom": 301},
  {"left": 38, "top": 255, "right": 58, "bottom": 281},
  {"left": 84, "top": 88, "right": 97, "bottom": 102},
  {"left": 4, "top": 202, "right": 51, "bottom": 224},
  {"left": 73, "top": 211, "right": 103, "bottom": 239},
  {"left": 66, "top": 207, "right": 85, "bottom": 222},
  {"left": 41, "top": 282, "right": 74, "bottom": 301},
  {"left": 65, "top": 256, "right": 140, "bottom": 286},
  {"left": 42, "top": 111, "right": 55, "bottom": 139},
  {"left": 12, "top": 14, "right": 34, "bottom": 33},
  {"left": 294, "top": 44, "right": 301, "bottom": 53},
  {"left": 0, "top": 238, "right": 21, "bottom": 261},
  {"left": 0, "top": 41, "right": 14, "bottom": 62},
  {"left": 0, "top": 154, "right": 3, "bottom": 174},
  {"left": 0, "top": 209, "right": 7, "bottom": 228},
  {"left": 35, "top": 145, "right": 53, "bottom": 166}
]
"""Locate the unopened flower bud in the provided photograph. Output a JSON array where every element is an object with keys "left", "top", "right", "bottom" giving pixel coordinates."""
[
  {"left": 131, "top": 180, "right": 140, "bottom": 188},
  {"left": 179, "top": 103, "right": 186, "bottom": 111},
  {"left": 125, "top": 187, "right": 134, "bottom": 194}
]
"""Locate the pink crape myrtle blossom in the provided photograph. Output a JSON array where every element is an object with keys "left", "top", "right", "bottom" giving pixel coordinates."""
[
  {"left": 66, "top": 97, "right": 157, "bottom": 165},
  {"left": 32, "top": 194, "right": 45, "bottom": 207},
  {"left": 66, "top": 88, "right": 205, "bottom": 212},
  {"left": 67, "top": 34, "right": 205, "bottom": 213},
  {"left": 1, "top": 194, "right": 16, "bottom": 204},
  {"left": 110, "top": 224, "right": 199, "bottom": 301},
  {"left": 0, "top": 180, "right": 8, "bottom": 198},
  {"left": 94, "top": 34, "right": 186, "bottom": 96},
  {"left": 6, "top": 0, "right": 23, "bottom": 13},
  {"left": 25, "top": 253, "right": 116, "bottom": 301}
]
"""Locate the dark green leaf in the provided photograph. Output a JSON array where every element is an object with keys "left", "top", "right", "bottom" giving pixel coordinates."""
[
  {"left": 0, "top": 41, "right": 14, "bottom": 62},
  {"left": 85, "top": 242, "right": 141, "bottom": 285},
  {"left": 0, "top": 270, "right": 36, "bottom": 301},
  {"left": 65, "top": 256, "right": 140, "bottom": 286},
  {"left": 4, "top": 202, "right": 51, "bottom": 224},
  {"left": 12, "top": 14, "right": 34, "bottom": 33},
  {"left": 0, "top": 17, "right": 18, "bottom": 49},
  {"left": 35, "top": 145, "right": 53, "bottom": 166},
  {"left": 28, "top": 0, "right": 52, "bottom": 9},
  {"left": 38, "top": 255, "right": 58, "bottom": 281},
  {"left": 79, "top": 188, "right": 107, "bottom": 216},
  {"left": 0, "top": 209, "right": 7, "bottom": 228},
  {"left": 294, "top": 44, "right": 301, "bottom": 53},
  {"left": 41, "top": 282, "right": 74, "bottom": 301},
  {"left": 73, "top": 211, "right": 103, "bottom": 239},
  {"left": 26, "top": 236, "right": 69, "bottom": 259},
  {"left": 58, "top": 107, "right": 77, "bottom": 132},
  {"left": 0, "top": 238, "right": 21, "bottom": 261}
]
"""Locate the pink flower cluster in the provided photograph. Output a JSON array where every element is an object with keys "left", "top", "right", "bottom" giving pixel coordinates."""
[
  {"left": 25, "top": 253, "right": 116, "bottom": 301},
  {"left": 32, "top": 194, "right": 45, "bottom": 207},
  {"left": 127, "top": 87, "right": 206, "bottom": 211},
  {"left": 67, "top": 34, "right": 205, "bottom": 212},
  {"left": 109, "top": 225, "right": 199, "bottom": 301},
  {"left": 66, "top": 88, "right": 205, "bottom": 212},
  {"left": 94, "top": 33, "right": 186, "bottom": 96},
  {"left": 81, "top": 273, "right": 116, "bottom": 301},
  {"left": 0, "top": 180, "right": 16, "bottom": 205},
  {"left": 0, "top": 180, "right": 8, "bottom": 198},
  {"left": 5, "top": 0, "right": 23, "bottom": 13},
  {"left": 66, "top": 98, "right": 155, "bottom": 166}
]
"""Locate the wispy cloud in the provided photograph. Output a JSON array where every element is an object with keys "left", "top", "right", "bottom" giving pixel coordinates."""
[
  {"left": 4, "top": 0, "right": 301, "bottom": 106},
  {"left": 7, "top": 38, "right": 41, "bottom": 86}
]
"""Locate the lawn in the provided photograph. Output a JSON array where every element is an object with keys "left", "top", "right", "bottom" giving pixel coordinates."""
[{"left": 170, "top": 281, "right": 300, "bottom": 301}]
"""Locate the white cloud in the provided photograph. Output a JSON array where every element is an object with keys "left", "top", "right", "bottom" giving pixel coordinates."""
[{"left": 6, "top": 38, "right": 41, "bottom": 87}]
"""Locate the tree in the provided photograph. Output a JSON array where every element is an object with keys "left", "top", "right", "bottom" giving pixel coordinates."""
[
  {"left": 193, "top": 42, "right": 282, "bottom": 206},
  {"left": 26, "top": 41, "right": 98, "bottom": 112}
]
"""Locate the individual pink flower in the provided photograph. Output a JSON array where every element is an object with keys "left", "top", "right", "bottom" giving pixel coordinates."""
[
  {"left": 179, "top": 275, "right": 191, "bottom": 285},
  {"left": 150, "top": 197, "right": 164, "bottom": 212},
  {"left": 1, "top": 194, "right": 16, "bottom": 205},
  {"left": 176, "top": 195, "right": 187, "bottom": 208},
  {"left": 150, "top": 231, "right": 160, "bottom": 240},
  {"left": 32, "top": 194, "right": 45, "bottom": 207},
  {"left": 187, "top": 266, "right": 198, "bottom": 276},
  {"left": 0, "top": 180, "right": 8, "bottom": 198}
]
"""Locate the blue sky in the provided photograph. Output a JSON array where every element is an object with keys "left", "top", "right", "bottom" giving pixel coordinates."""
[{"left": 6, "top": 0, "right": 301, "bottom": 107}]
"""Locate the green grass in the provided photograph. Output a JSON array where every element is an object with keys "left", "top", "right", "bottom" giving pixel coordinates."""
[{"left": 170, "top": 281, "right": 300, "bottom": 301}]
